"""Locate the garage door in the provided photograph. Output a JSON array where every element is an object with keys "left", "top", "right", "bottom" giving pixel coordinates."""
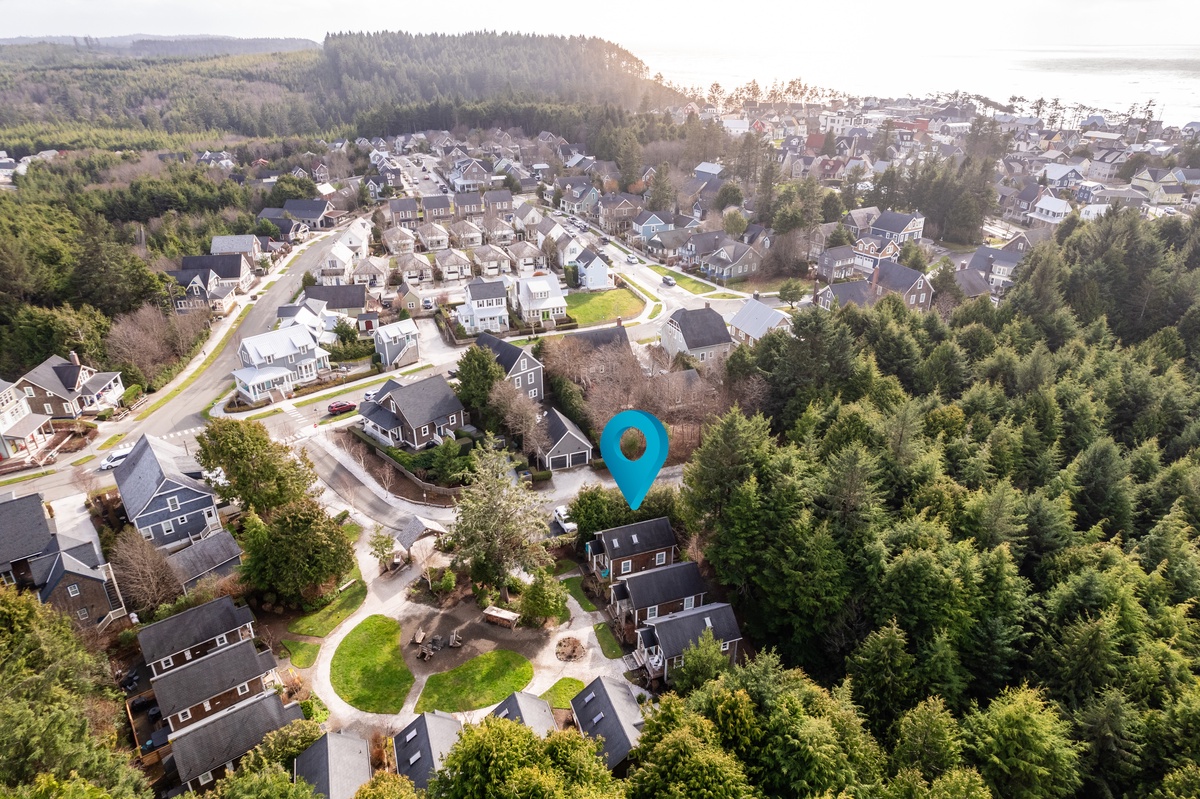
[
  {"left": 550, "top": 455, "right": 569, "bottom": 470},
  {"left": 570, "top": 451, "right": 589, "bottom": 467}
]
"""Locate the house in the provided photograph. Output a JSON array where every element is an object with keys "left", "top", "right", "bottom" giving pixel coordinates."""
[
  {"left": 630, "top": 211, "right": 673, "bottom": 242},
  {"left": 434, "top": 248, "right": 471, "bottom": 281},
  {"left": 166, "top": 268, "right": 237, "bottom": 315},
  {"left": 512, "top": 202, "right": 543, "bottom": 236},
  {"left": 506, "top": 240, "right": 544, "bottom": 271},
  {"left": 150, "top": 636, "right": 279, "bottom": 733},
  {"left": 869, "top": 210, "right": 925, "bottom": 243},
  {"left": 817, "top": 245, "right": 858, "bottom": 281},
  {"left": 138, "top": 596, "right": 255, "bottom": 676},
  {"left": 15, "top": 352, "right": 125, "bottom": 420},
  {"left": 699, "top": 241, "right": 761, "bottom": 283},
  {"left": 471, "top": 244, "right": 513, "bottom": 277},
  {"left": 374, "top": 319, "right": 420, "bottom": 369},
  {"left": 1027, "top": 195, "right": 1071, "bottom": 228},
  {"left": 166, "top": 530, "right": 242, "bottom": 594},
  {"left": 454, "top": 192, "right": 483, "bottom": 217},
  {"left": 352, "top": 256, "right": 389, "bottom": 288},
  {"left": 483, "top": 189, "right": 514, "bottom": 218},
  {"left": 294, "top": 732, "right": 373, "bottom": 799},
  {"left": 634, "top": 603, "right": 742, "bottom": 684},
  {"left": 450, "top": 158, "right": 491, "bottom": 192},
  {"left": 282, "top": 199, "right": 335, "bottom": 228},
  {"left": 1001, "top": 227, "right": 1053, "bottom": 255},
  {"left": 257, "top": 213, "right": 308, "bottom": 243},
  {"left": 383, "top": 225, "right": 417, "bottom": 255},
  {"left": 338, "top": 219, "right": 372, "bottom": 260},
  {"left": 660, "top": 306, "right": 733, "bottom": 367},
  {"left": 817, "top": 280, "right": 873, "bottom": 310},
  {"left": 1132, "top": 166, "right": 1183, "bottom": 203},
  {"left": 114, "top": 435, "right": 222, "bottom": 551},
  {"left": 575, "top": 249, "right": 610, "bottom": 291},
  {"left": 180, "top": 254, "right": 254, "bottom": 294},
  {"left": 953, "top": 265, "right": 994, "bottom": 300},
  {"left": 422, "top": 195, "right": 454, "bottom": 223},
  {"left": 510, "top": 276, "right": 568, "bottom": 327},
  {"left": 647, "top": 229, "right": 692, "bottom": 266},
  {"left": 482, "top": 217, "right": 516, "bottom": 245},
  {"left": 457, "top": 279, "right": 510, "bottom": 335},
  {"left": 728, "top": 298, "right": 791, "bottom": 345},
  {"left": 570, "top": 676, "right": 643, "bottom": 775},
  {"left": 557, "top": 178, "right": 600, "bottom": 217},
  {"left": 840, "top": 207, "right": 881, "bottom": 239},
  {"left": 172, "top": 690, "right": 303, "bottom": 792},
  {"left": 0, "top": 492, "right": 126, "bottom": 630},
  {"left": 396, "top": 252, "right": 434, "bottom": 284},
  {"left": 585, "top": 517, "right": 677, "bottom": 584},
  {"left": 597, "top": 193, "right": 645, "bottom": 234},
  {"left": 491, "top": 692, "right": 557, "bottom": 736},
  {"left": 393, "top": 711, "right": 462, "bottom": 790},
  {"left": 356, "top": 311, "right": 379, "bottom": 338},
  {"left": 538, "top": 408, "right": 592, "bottom": 470},
  {"left": 681, "top": 231, "right": 730, "bottom": 267},
  {"left": 318, "top": 241, "right": 354, "bottom": 285},
  {"left": 360, "top": 375, "right": 467, "bottom": 450},
  {"left": 301, "top": 284, "right": 368, "bottom": 317},
  {"left": 1038, "top": 164, "right": 1085, "bottom": 189},
  {"left": 388, "top": 197, "right": 421, "bottom": 228},
  {"left": 210, "top": 235, "right": 262, "bottom": 263},
  {"left": 0, "top": 379, "right": 54, "bottom": 464},
  {"left": 476, "top": 333, "right": 543, "bottom": 401},
  {"left": 277, "top": 299, "right": 342, "bottom": 347},
  {"left": 869, "top": 260, "right": 933, "bottom": 312},
  {"left": 968, "top": 246, "right": 1025, "bottom": 293},
  {"left": 449, "top": 220, "right": 484, "bottom": 249},
  {"left": 233, "top": 327, "right": 330, "bottom": 403},
  {"left": 417, "top": 222, "right": 450, "bottom": 252},
  {"left": 609, "top": 560, "right": 707, "bottom": 627}
]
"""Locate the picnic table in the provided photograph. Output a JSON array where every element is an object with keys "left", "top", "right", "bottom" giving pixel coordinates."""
[
  {"left": 482, "top": 606, "right": 520, "bottom": 629},
  {"left": 411, "top": 628, "right": 426, "bottom": 645}
]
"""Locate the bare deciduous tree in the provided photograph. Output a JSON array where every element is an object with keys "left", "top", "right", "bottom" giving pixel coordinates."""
[
  {"left": 105, "top": 304, "right": 210, "bottom": 383},
  {"left": 489, "top": 381, "right": 549, "bottom": 457},
  {"left": 541, "top": 335, "right": 591, "bottom": 385},
  {"left": 110, "top": 528, "right": 184, "bottom": 612}
]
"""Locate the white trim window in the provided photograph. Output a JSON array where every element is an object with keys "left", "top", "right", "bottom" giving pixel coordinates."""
[
  {"left": 67, "top": 584, "right": 81, "bottom": 598},
  {"left": 683, "top": 596, "right": 695, "bottom": 610},
  {"left": 620, "top": 560, "right": 632, "bottom": 575},
  {"left": 179, "top": 708, "right": 192, "bottom": 722},
  {"left": 176, "top": 516, "right": 187, "bottom": 526},
  {"left": 720, "top": 641, "right": 731, "bottom": 652},
  {"left": 646, "top": 606, "right": 658, "bottom": 619},
  {"left": 216, "top": 633, "right": 228, "bottom": 646},
  {"left": 162, "top": 520, "right": 174, "bottom": 536},
  {"left": 76, "top": 608, "right": 88, "bottom": 620},
  {"left": 24, "top": 387, "right": 34, "bottom": 397},
  {"left": 167, "top": 496, "right": 180, "bottom": 512},
  {"left": 161, "top": 656, "right": 174, "bottom": 669},
  {"left": 197, "top": 771, "right": 212, "bottom": 785},
  {"left": 141, "top": 527, "right": 154, "bottom": 541},
  {"left": 237, "top": 682, "right": 250, "bottom": 696},
  {"left": 655, "top": 552, "right": 666, "bottom": 566}
]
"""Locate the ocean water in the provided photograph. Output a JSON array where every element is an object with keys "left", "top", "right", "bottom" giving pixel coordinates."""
[{"left": 634, "top": 44, "right": 1200, "bottom": 128}]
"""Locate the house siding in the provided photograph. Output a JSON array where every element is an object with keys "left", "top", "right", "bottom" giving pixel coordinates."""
[
  {"left": 632, "top": 593, "right": 705, "bottom": 626},
  {"left": 168, "top": 676, "right": 270, "bottom": 732},
  {"left": 14, "top": 380, "right": 80, "bottom": 419},
  {"left": 595, "top": 547, "right": 676, "bottom": 584},
  {"left": 149, "top": 624, "right": 255, "bottom": 677},
  {"left": 46, "top": 576, "right": 111, "bottom": 625},
  {"left": 133, "top": 484, "right": 220, "bottom": 550}
]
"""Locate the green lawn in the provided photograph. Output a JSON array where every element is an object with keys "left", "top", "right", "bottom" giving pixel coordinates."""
[
  {"left": 741, "top": 276, "right": 808, "bottom": 295},
  {"left": 648, "top": 303, "right": 663, "bottom": 320},
  {"left": 287, "top": 565, "right": 367, "bottom": 638},
  {"left": 342, "top": 522, "right": 363, "bottom": 544},
  {"left": 97, "top": 434, "right": 126, "bottom": 451},
  {"left": 282, "top": 639, "right": 320, "bottom": 669},
  {"left": 247, "top": 408, "right": 283, "bottom": 421},
  {"left": 565, "top": 288, "right": 645, "bottom": 326},
  {"left": 707, "top": 292, "right": 743, "bottom": 300},
  {"left": 552, "top": 558, "right": 578, "bottom": 576},
  {"left": 415, "top": 650, "right": 534, "bottom": 713},
  {"left": 649, "top": 265, "right": 714, "bottom": 295},
  {"left": 330, "top": 615, "right": 415, "bottom": 714},
  {"left": 294, "top": 375, "right": 391, "bottom": 408},
  {"left": 563, "top": 576, "right": 596, "bottom": 612},
  {"left": 320, "top": 409, "right": 360, "bottom": 425},
  {"left": 0, "top": 470, "right": 53, "bottom": 487},
  {"left": 594, "top": 623, "right": 623, "bottom": 659},
  {"left": 540, "top": 677, "right": 585, "bottom": 709},
  {"left": 70, "top": 454, "right": 96, "bottom": 466}
]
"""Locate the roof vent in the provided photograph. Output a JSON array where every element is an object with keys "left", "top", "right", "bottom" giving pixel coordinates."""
[
  {"left": 583, "top": 692, "right": 596, "bottom": 705},
  {"left": 631, "top": 534, "right": 639, "bottom": 544},
  {"left": 704, "top": 617, "right": 713, "bottom": 628},
  {"left": 592, "top": 712, "right": 605, "bottom": 726},
  {"left": 611, "top": 540, "right": 620, "bottom": 549},
  {"left": 497, "top": 709, "right": 509, "bottom": 719}
]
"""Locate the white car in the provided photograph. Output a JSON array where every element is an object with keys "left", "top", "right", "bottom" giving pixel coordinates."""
[
  {"left": 554, "top": 505, "right": 578, "bottom": 533},
  {"left": 364, "top": 389, "right": 378, "bottom": 403},
  {"left": 626, "top": 254, "right": 638, "bottom": 265},
  {"left": 98, "top": 449, "right": 132, "bottom": 470}
]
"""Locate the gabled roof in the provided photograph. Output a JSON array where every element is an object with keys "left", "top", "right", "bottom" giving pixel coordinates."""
[
  {"left": 483, "top": 189, "right": 513, "bottom": 204},
  {"left": 150, "top": 638, "right": 275, "bottom": 717},
  {"left": 20, "top": 354, "right": 116, "bottom": 401},
  {"left": 295, "top": 732, "right": 372, "bottom": 799},
  {"left": 821, "top": 280, "right": 873, "bottom": 309},
  {"left": 873, "top": 259, "right": 926, "bottom": 294},
  {"left": 570, "top": 676, "right": 643, "bottom": 769},
  {"left": 967, "top": 246, "right": 1022, "bottom": 274},
  {"left": 667, "top": 307, "right": 732, "bottom": 349},
  {"left": 422, "top": 195, "right": 452, "bottom": 211},
  {"left": 167, "top": 530, "right": 242, "bottom": 586},
  {"left": 282, "top": 199, "right": 333, "bottom": 218},
  {"left": 209, "top": 235, "right": 258, "bottom": 254},
  {"left": 490, "top": 691, "right": 556, "bottom": 736},
  {"left": 619, "top": 561, "right": 706, "bottom": 611},
  {"left": 382, "top": 374, "right": 464, "bottom": 429},
  {"left": 642, "top": 602, "right": 741, "bottom": 660},
  {"left": 113, "top": 434, "right": 210, "bottom": 520},
  {"left": 596, "top": 517, "right": 675, "bottom": 559},
  {"left": 565, "top": 326, "right": 631, "bottom": 352},
  {"left": 729, "top": 299, "right": 790, "bottom": 340},
  {"left": 389, "top": 197, "right": 419, "bottom": 214},
  {"left": 465, "top": 278, "right": 508, "bottom": 302},
  {"left": 842, "top": 206, "right": 881, "bottom": 229},
  {"left": 544, "top": 407, "right": 590, "bottom": 450},
  {"left": 180, "top": 254, "right": 249, "bottom": 280},
  {"left": 476, "top": 332, "right": 536, "bottom": 375},
  {"left": 394, "top": 711, "right": 462, "bottom": 789},
  {"left": 954, "top": 268, "right": 993, "bottom": 298},
  {"left": 137, "top": 596, "right": 254, "bottom": 664},
  {"left": 302, "top": 284, "right": 367, "bottom": 310},
  {"left": 871, "top": 210, "right": 923, "bottom": 234},
  {"left": 171, "top": 692, "right": 303, "bottom": 784},
  {"left": 0, "top": 493, "right": 54, "bottom": 573}
]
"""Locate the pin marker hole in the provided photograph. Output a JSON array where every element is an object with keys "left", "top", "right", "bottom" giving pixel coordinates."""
[{"left": 620, "top": 428, "right": 647, "bottom": 460}]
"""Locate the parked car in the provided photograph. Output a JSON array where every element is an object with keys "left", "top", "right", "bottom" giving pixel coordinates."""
[
  {"left": 554, "top": 506, "right": 578, "bottom": 533},
  {"left": 662, "top": 275, "right": 676, "bottom": 286},
  {"left": 99, "top": 449, "right": 132, "bottom": 471},
  {"left": 600, "top": 236, "right": 610, "bottom": 245},
  {"left": 328, "top": 400, "right": 356, "bottom": 415},
  {"left": 364, "top": 389, "right": 378, "bottom": 403},
  {"left": 421, "top": 297, "right": 435, "bottom": 310},
  {"left": 626, "top": 254, "right": 638, "bottom": 265}
]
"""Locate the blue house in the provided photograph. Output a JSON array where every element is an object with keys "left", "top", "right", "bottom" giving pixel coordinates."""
[
  {"left": 869, "top": 210, "right": 925, "bottom": 244},
  {"left": 630, "top": 211, "right": 673, "bottom": 242},
  {"left": 113, "top": 435, "right": 222, "bottom": 552}
]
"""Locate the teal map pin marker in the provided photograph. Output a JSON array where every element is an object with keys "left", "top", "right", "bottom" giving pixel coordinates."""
[{"left": 600, "top": 410, "right": 669, "bottom": 511}]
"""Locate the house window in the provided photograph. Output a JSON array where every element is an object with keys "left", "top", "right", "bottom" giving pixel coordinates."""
[
  {"left": 67, "top": 584, "right": 80, "bottom": 598},
  {"left": 179, "top": 708, "right": 192, "bottom": 722},
  {"left": 162, "top": 520, "right": 174, "bottom": 536},
  {"left": 202, "top": 700, "right": 211, "bottom": 712},
  {"left": 184, "top": 650, "right": 192, "bottom": 661},
  {"left": 684, "top": 596, "right": 695, "bottom": 610},
  {"left": 44, "top": 404, "right": 53, "bottom": 415},
  {"left": 528, "top": 389, "right": 537, "bottom": 399},
  {"left": 76, "top": 608, "right": 88, "bottom": 620},
  {"left": 919, "top": 293, "right": 926, "bottom": 303},
  {"left": 24, "top": 387, "right": 33, "bottom": 397},
  {"left": 141, "top": 527, "right": 154, "bottom": 541},
  {"left": 655, "top": 552, "right": 666, "bottom": 566},
  {"left": 620, "top": 560, "right": 632, "bottom": 575},
  {"left": 721, "top": 641, "right": 731, "bottom": 652},
  {"left": 514, "top": 376, "right": 522, "bottom": 389},
  {"left": 405, "top": 729, "right": 418, "bottom": 743},
  {"left": 646, "top": 606, "right": 658, "bottom": 619},
  {"left": 216, "top": 633, "right": 228, "bottom": 647},
  {"left": 520, "top": 359, "right": 527, "bottom": 370},
  {"left": 167, "top": 497, "right": 180, "bottom": 512},
  {"left": 448, "top": 414, "right": 456, "bottom": 425},
  {"left": 264, "top": 355, "right": 273, "bottom": 364},
  {"left": 420, "top": 425, "right": 429, "bottom": 436},
  {"left": 198, "top": 771, "right": 212, "bottom": 786},
  {"left": 161, "top": 656, "right": 174, "bottom": 669},
  {"left": 177, "top": 516, "right": 187, "bottom": 526}
]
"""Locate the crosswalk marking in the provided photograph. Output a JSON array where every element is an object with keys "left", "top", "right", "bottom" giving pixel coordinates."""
[{"left": 163, "top": 426, "right": 203, "bottom": 439}]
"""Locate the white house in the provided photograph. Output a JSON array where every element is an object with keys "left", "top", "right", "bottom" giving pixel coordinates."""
[
  {"left": 1027, "top": 196, "right": 1071, "bottom": 228},
  {"left": 233, "top": 327, "right": 330, "bottom": 404},
  {"left": 320, "top": 242, "right": 355, "bottom": 286},
  {"left": 509, "top": 276, "right": 568, "bottom": 327},
  {"left": 373, "top": 319, "right": 420, "bottom": 369},
  {"left": 575, "top": 249, "right": 610, "bottom": 291},
  {"left": 457, "top": 278, "right": 510, "bottom": 335}
]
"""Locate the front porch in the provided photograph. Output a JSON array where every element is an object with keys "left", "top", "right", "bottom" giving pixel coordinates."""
[
  {"left": 0, "top": 412, "right": 55, "bottom": 463},
  {"left": 232, "top": 366, "right": 296, "bottom": 404}
]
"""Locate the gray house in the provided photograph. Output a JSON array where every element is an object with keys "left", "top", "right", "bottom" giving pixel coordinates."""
[
  {"left": 538, "top": 408, "right": 592, "bottom": 470},
  {"left": 570, "top": 676, "right": 644, "bottom": 775},
  {"left": 300, "top": 284, "right": 368, "bottom": 317},
  {"left": 373, "top": 319, "right": 420, "bottom": 369},
  {"left": 490, "top": 691, "right": 557, "bottom": 736},
  {"left": 294, "top": 732, "right": 373, "bottom": 799},
  {"left": 282, "top": 199, "right": 335, "bottom": 229},
  {"left": 360, "top": 375, "right": 467, "bottom": 450},
  {"left": 394, "top": 711, "right": 463, "bottom": 790},
  {"left": 166, "top": 530, "right": 242, "bottom": 594},
  {"left": 660, "top": 305, "right": 733, "bottom": 367},
  {"left": 475, "top": 333, "right": 543, "bottom": 401},
  {"left": 634, "top": 602, "right": 743, "bottom": 684},
  {"left": 113, "top": 435, "right": 222, "bottom": 551}
]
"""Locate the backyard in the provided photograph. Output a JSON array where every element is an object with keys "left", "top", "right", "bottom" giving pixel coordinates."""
[
  {"left": 330, "top": 615, "right": 415, "bottom": 713},
  {"left": 540, "top": 677, "right": 586, "bottom": 709},
  {"left": 565, "top": 288, "right": 645, "bottom": 325},
  {"left": 414, "top": 649, "right": 534, "bottom": 713}
]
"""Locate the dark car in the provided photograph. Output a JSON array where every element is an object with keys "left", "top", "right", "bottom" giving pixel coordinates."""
[
  {"left": 600, "top": 236, "right": 610, "bottom": 245},
  {"left": 328, "top": 400, "right": 356, "bottom": 415}
]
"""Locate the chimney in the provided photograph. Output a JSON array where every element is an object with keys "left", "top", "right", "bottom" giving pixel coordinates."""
[
  {"left": 987, "top": 255, "right": 995, "bottom": 269},
  {"left": 68, "top": 351, "right": 80, "bottom": 367},
  {"left": 615, "top": 317, "right": 623, "bottom": 327},
  {"left": 704, "top": 301, "right": 711, "bottom": 309},
  {"left": 958, "top": 260, "right": 967, "bottom": 272}
]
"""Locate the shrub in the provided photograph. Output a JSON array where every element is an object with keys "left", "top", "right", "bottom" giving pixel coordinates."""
[
  {"left": 120, "top": 384, "right": 144, "bottom": 406},
  {"left": 531, "top": 470, "right": 553, "bottom": 483},
  {"left": 96, "top": 409, "right": 114, "bottom": 422},
  {"left": 300, "top": 695, "right": 330, "bottom": 723},
  {"left": 591, "top": 458, "right": 607, "bottom": 471},
  {"left": 333, "top": 509, "right": 350, "bottom": 525}
]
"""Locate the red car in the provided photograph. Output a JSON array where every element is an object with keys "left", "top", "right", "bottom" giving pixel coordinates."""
[{"left": 328, "top": 400, "right": 356, "bottom": 415}]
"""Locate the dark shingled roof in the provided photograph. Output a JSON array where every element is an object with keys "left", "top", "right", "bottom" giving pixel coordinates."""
[
  {"left": 383, "top": 374, "right": 464, "bottom": 430},
  {"left": 302, "top": 284, "right": 367, "bottom": 310},
  {"left": 421, "top": 195, "right": 452, "bottom": 211},
  {"left": 873, "top": 259, "right": 925, "bottom": 293},
  {"left": 545, "top": 407, "right": 590, "bottom": 450},
  {"left": 490, "top": 691, "right": 557, "bottom": 736},
  {"left": 642, "top": 602, "right": 742, "bottom": 660},
  {"left": 150, "top": 638, "right": 275, "bottom": 717},
  {"left": 476, "top": 332, "right": 536, "bottom": 375},
  {"left": 283, "top": 199, "right": 333, "bottom": 218},
  {"left": 618, "top": 561, "right": 707, "bottom": 612},
  {"left": 394, "top": 711, "right": 462, "bottom": 789},
  {"left": 465, "top": 277, "right": 507, "bottom": 302},
  {"left": 167, "top": 531, "right": 243, "bottom": 587},
  {"left": 137, "top": 596, "right": 254, "bottom": 664},
  {"left": 597, "top": 517, "right": 675, "bottom": 559},
  {"left": 871, "top": 210, "right": 921, "bottom": 234},
  {"left": 171, "top": 693, "right": 303, "bottom": 784},
  {"left": 823, "top": 281, "right": 874, "bottom": 309},
  {"left": 0, "top": 493, "right": 54, "bottom": 573},
  {"left": 668, "top": 307, "right": 732, "bottom": 349},
  {"left": 294, "top": 732, "right": 372, "bottom": 799},
  {"left": 179, "top": 254, "right": 248, "bottom": 280},
  {"left": 566, "top": 326, "right": 631, "bottom": 352},
  {"left": 570, "top": 676, "right": 643, "bottom": 769}
]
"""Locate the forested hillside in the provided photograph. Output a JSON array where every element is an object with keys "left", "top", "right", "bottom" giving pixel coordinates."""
[{"left": 0, "top": 31, "right": 681, "bottom": 152}]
